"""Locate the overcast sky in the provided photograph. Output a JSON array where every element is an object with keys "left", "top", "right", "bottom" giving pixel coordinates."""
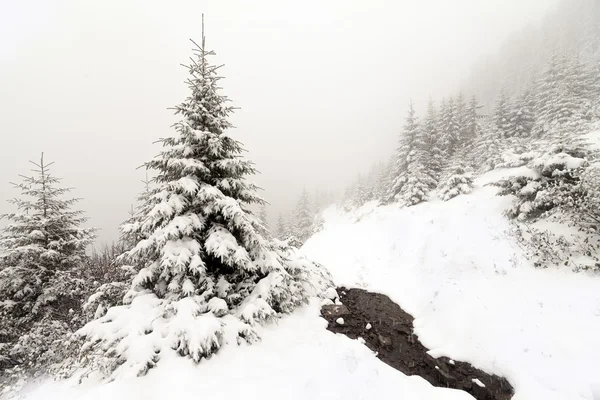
[{"left": 1, "top": 0, "right": 560, "bottom": 245}]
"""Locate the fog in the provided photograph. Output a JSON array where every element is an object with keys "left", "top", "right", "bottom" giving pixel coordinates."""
[{"left": 1, "top": 0, "right": 560, "bottom": 245}]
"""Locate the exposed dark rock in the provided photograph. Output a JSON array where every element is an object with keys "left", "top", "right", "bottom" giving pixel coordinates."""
[{"left": 321, "top": 287, "right": 514, "bottom": 400}]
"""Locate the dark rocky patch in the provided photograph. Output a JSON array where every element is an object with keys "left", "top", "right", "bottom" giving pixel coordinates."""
[{"left": 321, "top": 287, "right": 514, "bottom": 400}]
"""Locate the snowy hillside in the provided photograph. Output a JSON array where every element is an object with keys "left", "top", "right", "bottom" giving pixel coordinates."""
[
  {"left": 10, "top": 168, "right": 600, "bottom": 400},
  {"left": 11, "top": 301, "right": 474, "bottom": 400},
  {"left": 302, "top": 170, "right": 600, "bottom": 400}
]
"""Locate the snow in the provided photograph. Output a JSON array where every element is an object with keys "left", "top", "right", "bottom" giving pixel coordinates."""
[
  {"left": 15, "top": 302, "right": 473, "bottom": 400},
  {"left": 302, "top": 170, "right": 600, "bottom": 400},
  {"left": 336, "top": 317, "right": 345, "bottom": 325},
  {"left": 472, "top": 378, "right": 485, "bottom": 388},
  {"left": 474, "top": 165, "right": 540, "bottom": 186},
  {"left": 366, "top": 323, "right": 372, "bottom": 330}
]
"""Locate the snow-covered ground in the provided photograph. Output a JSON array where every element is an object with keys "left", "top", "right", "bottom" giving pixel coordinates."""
[
  {"left": 10, "top": 168, "right": 600, "bottom": 400},
  {"left": 302, "top": 171, "right": 600, "bottom": 400},
  {"left": 12, "top": 300, "right": 472, "bottom": 400}
]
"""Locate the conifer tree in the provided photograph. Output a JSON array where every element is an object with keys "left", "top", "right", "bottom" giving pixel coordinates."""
[
  {"left": 0, "top": 153, "right": 96, "bottom": 367},
  {"left": 510, "top": 86, "right": 535, "bottom": 137},
  {"left": 120, "top": 174, "right": 153, "bottom": 251},
  {"left": 421, "top": 98, "right": 444, "bottom": 183},
  {"left": 78, "top": 27, "right": 332, "bottom": 378},
  {"left": 533, "top": 53, "right": 578, "bottom": 137},
  {"left": 276, "top": 213, "right": 287, "bottom": 240},
  {"left": 455, "top": 92, "right": 468, "bottom": 147},
  {"left": 293, "top": 188, "right": 313, "bottom": 243},
  {"left": 439, "top": 97, "right": 461, "bottom": 156},
  {"left": 392, "top": 103, "right": 437, "bottom": 206},
  {"left": 352, "top": 175, "right": 368, "bottom": 207},
  {"left": 494, "top": 87, "right": 512, "bottom": 137},
  {"left": 464, "top": 95, "right": 482, "bottom": 144},
  {"left": 259, "top": 204, "right": 269, "bottom": 233},
  {"left": 388, "top": 101, "right": 419, "bottom": 201}
]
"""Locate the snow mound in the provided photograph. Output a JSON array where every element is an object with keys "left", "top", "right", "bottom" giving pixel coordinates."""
[
  {"left": 15, "top": 302, "right": 473, "bottom": 400},
  {"left": 302, "top": 173, "right": 600, "bottom": 400}
]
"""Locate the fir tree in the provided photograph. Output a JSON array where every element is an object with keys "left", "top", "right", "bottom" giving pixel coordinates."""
[
  {"left": 275, "top": 213, "right": 287, "bottom": 240},
  {"left": 394, "top": 103, "right": 437, "bottom": 206},
  {"left": 438, "top": 164, "right": 474, "bottom": 201},
  {"left": 510, "top": 86, "right": 535, "bottom": 137},
  {"left": 352, "top": 175, "right": 368, "bottom": 207},
  {"left": 455, "top": 92, "right": 468, "bottom": 147},
  {"left": 388, "top": 101, "right": 419, "bottom": 201},
  {"left": 78, "top": 28, "right": 332, "bottom": 378},
  {"left": 533, "top": 53, "right": 578, "bottom": 137},
  {"left": 293, "top": 188, "right": 313, "bottom": 243},
  {"left": 258, "top": 204, "right": 269, "bottom": 235},
  {"left": 439, "top": 97, "right": 461, "bottom": 156},
  {"left": 421, "top": 98, "right": 444, "bottom": 183},
  {"left": 0, "top": 153, "right": 96, "bottom": 368},
  {"left": 464, "top": 95, "right": 482, "bottom": 144},
  {"left": 494, "top": 87, "right": 512, "bottom": 137}
]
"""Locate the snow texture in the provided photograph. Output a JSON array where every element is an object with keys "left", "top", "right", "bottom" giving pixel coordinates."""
[
  {"left": 302, "top": 170, "right": 600, "bottom": 400},
  {"left": 13, "top": 302, "right": 473, "bottom": 400}
]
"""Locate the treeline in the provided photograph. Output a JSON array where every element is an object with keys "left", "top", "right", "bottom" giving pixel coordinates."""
[{"left": 342, "top": 49, "right": 600, "bottom": 210}]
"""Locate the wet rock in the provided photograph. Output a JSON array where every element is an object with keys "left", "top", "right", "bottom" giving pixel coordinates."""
[
  {"left": 321, "top": 304, "right": 349, "bottom": 318},
  {"left": 322, "top": 287, "right": 514, "bottom": 400}
]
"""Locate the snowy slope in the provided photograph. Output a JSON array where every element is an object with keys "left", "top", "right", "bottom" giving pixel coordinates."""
[
  {"left": 12, "top": 301, "right": 472, "bottom": 400},
  {"left": 302, "top": 171, "right": 600, "bottom": 400}
]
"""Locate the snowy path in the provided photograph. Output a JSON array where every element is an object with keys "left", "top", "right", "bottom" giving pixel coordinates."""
[
  {"left": 15, "top": 301, "right": 472, "bottom": 400},
  {"left": 302, "top": 180, "right": 600, "bottom": 400}
]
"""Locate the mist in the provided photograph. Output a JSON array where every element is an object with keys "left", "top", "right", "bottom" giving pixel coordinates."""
[{"left": 1, "top": 0, "right": 560, "bottom": 245}]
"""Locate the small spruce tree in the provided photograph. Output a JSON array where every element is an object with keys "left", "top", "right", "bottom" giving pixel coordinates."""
[{"left": 0, "top": 153, "right": 96, "bottom": 369}]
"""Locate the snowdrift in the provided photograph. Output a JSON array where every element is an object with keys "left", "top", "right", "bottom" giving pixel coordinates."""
[
  {"left": 302, "top": 171, "right": 600, "bottom": 400},
  {"left": 11, "top": 301, "right": 473, "bottom": 400}
]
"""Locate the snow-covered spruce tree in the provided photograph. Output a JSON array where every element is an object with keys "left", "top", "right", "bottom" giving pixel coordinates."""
[
  {"left": 509, "top": 86, "right": 535, "bottom": 137},
  {"left": 469, "top": 119, "right": 503, "bottom": 173},
  {"left": 352, "top": 175, "right": 368, "bottom": 207},
  {"left": 533, "top": 53, "right": 581, "bottom": 138},
  {"left": 77, "top": 34, "right": 332, "bottom": 378},
  {"left": 0, "top": 154, "right": 96, "bottom": 371},
  {"left": 438, "top": 160, "right": 474, "bottom": 201},
  {"left": 395, "top": 104, "right": 437, "bottom": 206},
  {"left": 84, "top": 177, "right": 159, "bottom": 323},
  {"left": 372, "top": 159, "right": 392, "bottom": 202},
  {"left": 455, "top": 92, "right": 468, "bottom": 143},
  {"left": 495, "top": 145, "right": 590, "bottom": 220},
  {"left": 464, "top": 95, "right": 483, "bottom": 144},
  {"left": 439, "top": 97, "right": 461, "bottom": 156},
  {"left": 494, "top": 87, "right": 512, "bottom": 138},
  {"left": 293, "top": 188, "right": 313, "bottom": 244},
  {"left": 387, "top": 101, "right": 419, "bottom": 201},
  {"left": 258, "top": 204, "right": 270, "bottom": 237},
  {"left": 119, "top": 175, "right": 153, "bottom": 252},
  {"left": 275, "top": 213, "right": 287, "bottom": 240},
  {"left": 421, "top": 98, "right": 444, "bottom": 184},
  {"left": 567, "top": 52, "right": 595, "bottom": 122}
]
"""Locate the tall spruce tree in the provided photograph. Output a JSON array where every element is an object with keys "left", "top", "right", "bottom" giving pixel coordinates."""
[
  {"left": 275, "top": 213, "right": 287, "bottom": 240},
  {"left": 258, "top": 204, "right": 269, "bottom": 234},
  {"left": 388, "top": 101, "right": 419, "bottom": 201},
  {"left": 439, "top": 97, "right": 461, "bottom": 156},
  {"left": 78, "top": 27, "right": 332, "bottom": 378},
  {"left": 510, "top": 86, "right": 535, "bottom": 137},
  {"left": 293, "top": 188, "right": 313, "bottom": 243},
  {"left": 494, "top": 87, "right": 512, "bottom": 137},
  {"left": 464, "top": 95, "right": 482, "bottom": 144},
  {"left": 421, "top": 98, "right": 444, "bottom": 183},
  {"left": 397, "top": 113, "right": 437, "bottom": 206},
  {"left": 0, "top": 153, "right": 96, "bottom": 367}
]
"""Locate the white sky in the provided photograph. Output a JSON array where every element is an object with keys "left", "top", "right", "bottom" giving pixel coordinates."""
[{"left": 0, "top": 0, "right": 559, "bottom": 245}]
